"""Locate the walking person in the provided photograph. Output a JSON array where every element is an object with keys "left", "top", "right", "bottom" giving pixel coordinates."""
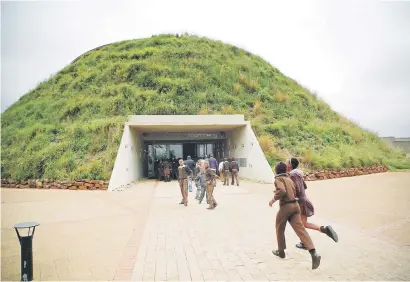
[
  {"left": 178, "top": 159, "right": 192, "bottom": 206},
  {"left": 195, "top": 160, "right": 205, "bottom": 200},
  {"left": 269, "top": 161, "right": 321, "bottom": 270},
  {"left": 184, "top": 155, "right": 196, "bottom": 191},
  {"left": 218, "top": 161, "right": 224, "bottom": 183},
  {"left": 204, "top": 160, "right": 218, "bottom": 210},
  {"left": 194, "top": 160, "right": 203, "bottom": 200},
  {"left": 222, "top": 158, "right": 231, "bottom": 186},
  {"left": 184, "top": 156, "right": 196, "bottom": 175},
  {"left": 209, "top": 154, "right": 218, "bottom": 175},
  {"left": 230, "top": 157, "right": 240, "bottom": 186},
  {"left": 197, "top": 173, "right": 208, "bottom": 205},
  {"left": 287, "top": 157, "right": 338, "bottom": 249}
]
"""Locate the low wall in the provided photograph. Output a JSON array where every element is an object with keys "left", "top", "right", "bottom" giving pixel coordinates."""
[
  {"left": 0, "top": 179, "right": 109, "bottom": 190},
  {"left": 304, "top": 165, "right": 388, "bottom": 181}
]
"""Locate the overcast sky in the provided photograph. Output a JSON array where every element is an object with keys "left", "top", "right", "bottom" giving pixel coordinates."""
[{"left": 1, "top": 0, "right": 409, "bottom": 137}]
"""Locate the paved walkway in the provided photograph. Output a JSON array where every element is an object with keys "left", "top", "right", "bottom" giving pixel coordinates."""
[
  {"left": 2, "top": 172, "right": 410, "bottom": 281},
  {"left": 131, "top": 172, "right": 410, "bottom": 281},
  {"left": 1, "top": 180, "right": 156, "bottom": 281}
]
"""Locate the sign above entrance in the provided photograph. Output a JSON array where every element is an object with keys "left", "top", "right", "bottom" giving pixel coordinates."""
[{"left": 142, "top": 132, "right": 226, "bottom": 141}]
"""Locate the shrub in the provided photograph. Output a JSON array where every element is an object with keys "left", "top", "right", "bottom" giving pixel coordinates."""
[{"left": 274, "top": 92, "right": 289, "bottom": 103}]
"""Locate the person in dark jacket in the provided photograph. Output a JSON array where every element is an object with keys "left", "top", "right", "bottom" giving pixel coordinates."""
[
  {"left": 287, "top": 157, "right": 338, "bottom": 249},
  {"left": 269, "top": 161, "right": 321, "bottom": 270},
  {"left": 171, "top": 158, "right": 178, "bottom": 180},
  {"left": 184, "top": 155, "right": 196, "bottom": 176},
  {"left": 208, "top": 154, "right": 218, "bottom": 174},
  {"left": 230, "top": 157, "right": 240, "bottom": 186},
  {"left": 154, "top": 159, "right": 160, "bottom": 179},
  {"left": 158, "top": 159, "right": 164, "bottom": 181}
]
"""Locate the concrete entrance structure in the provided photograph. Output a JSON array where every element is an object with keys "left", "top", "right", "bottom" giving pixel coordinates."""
[{"left": 108, "top": 115, "right": 273, "bottom": 191}]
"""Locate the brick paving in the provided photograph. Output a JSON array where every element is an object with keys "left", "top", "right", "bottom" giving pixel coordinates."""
[
  {"left": 131, "top": 172, "right": 410, "bottom": 281},
  {"left": 1, "top": 180, "right": 155, "bottom": 281},
  {"left": 2, "top": 172, "right": 410, "bottom": 281}
]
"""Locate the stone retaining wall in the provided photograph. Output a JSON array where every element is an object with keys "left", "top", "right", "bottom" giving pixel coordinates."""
[
  {"left": 0, "top": 179, "right": 109, "bottom": 190},
  {"left": 304, "top": 165, "right": 388, "bottom": 181}
]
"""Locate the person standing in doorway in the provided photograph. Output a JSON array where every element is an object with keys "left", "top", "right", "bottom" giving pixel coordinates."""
[
  {"left": 230, "top": 157, "right": 240, "bottom": 186},
  {"left": 163, "top": 159, "right": 171, "bottom": 182},
  {"left": 178, "top": 159, "right": 192, "bottom": 206},
  {"left": 269, "top": 161, "right": 321, "bottom": 270},
  {"left": 154, "top": 159, "right": 159, "bottom": 179},
  {"left": 218, "top": 161, "right": 224, "bottom": 183},
  {"left": 171, "top": 158, "right": 178, "bottom": 180},
  {"left": 209, "top": 154, "right": 218, "bottom": 175},
  {"left": 204, "top": 160, "right": 217, "bottom": 210},
  {"left": 222, "top": 158, "right": 231, "bottom": 186},
  {"left": 184, "top": 156, "right": 196, "bottom": 176},
  {"left": 158, "top": 159, "right": 164, "bottom": 181},
  {"left": 287, "top": 157, "right": 338, "bottom": 249}
]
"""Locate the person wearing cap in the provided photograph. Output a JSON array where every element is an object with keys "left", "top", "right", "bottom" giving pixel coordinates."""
[
  {"left": 286, "top": 157, "right": 338, "bottom": 249},
  {"left": 230, "top": 157, "right": 240, "bottom": 186},
  {"left": 269, "top": 161, "right": 321, "bottom": 270},
  {"left": 178, "top": 159, "right": 193, "bottom": 206},
  {"left": 222, "top": 158, "right": 231, "bottom": 186}
]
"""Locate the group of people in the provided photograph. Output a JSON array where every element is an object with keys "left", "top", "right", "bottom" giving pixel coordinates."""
[
  {"left": 176, "top": 155, "right": 218, "bottom": 209},
  {"left": 218, "top": 157, "right": 240, "bottom": 186},
  {"left": 155, "top": 155, "right": 217, "bottom": 182},
  {"left": 269, "top": 157, "right": 339, "bottom": 270},
  {"left": 154, "top": 158, "right": 179, "bottom": 181},
  {"left": 171, "top": 153, "right": 337, "bottom": 270},
  {"left": 172, "top": 154, "right": 240, "bottom": 209}
]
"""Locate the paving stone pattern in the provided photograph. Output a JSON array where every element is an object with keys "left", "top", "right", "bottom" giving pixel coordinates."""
[{"left": 2, "top": 172, "right": 410, "bottom": 281}]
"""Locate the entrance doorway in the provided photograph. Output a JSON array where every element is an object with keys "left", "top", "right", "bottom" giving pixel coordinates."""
[
  {"left": 183, "top": 143, "right": 195, "bottom": 160},
  {"left": 144, "top": 141, "right": 225, "bottom": 178}
]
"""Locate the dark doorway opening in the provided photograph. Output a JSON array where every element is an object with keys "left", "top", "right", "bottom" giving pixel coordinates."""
[
  {"left": 144, "top": 140, "right": 226, "bottom": 179},
  {"left": 183, "top": 143, "right": 196, "bottom": 160}
]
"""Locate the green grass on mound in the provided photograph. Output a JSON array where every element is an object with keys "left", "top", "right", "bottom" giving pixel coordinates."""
[{"left": 2, "top": 34, "right": 409, "bottom": 180}]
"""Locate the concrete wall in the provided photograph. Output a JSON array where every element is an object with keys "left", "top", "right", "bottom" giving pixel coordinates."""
[
  {"left": 394, "top": 139, "right": 410, "bottom": 154},
  {"left": 381, "top": 137, "right": 410, "bottom": 155},
  {"left": 108, "top": 124, "right": 144, "bottom": 191},
  {"left": 108, "top": 115, "right": 275, "bottom": 191},
  {"left": 226, "top": 122, "right": 274, "bottom": 183},
  {"left": 128, "top": 115, "right": 246, "bottom": 125}
]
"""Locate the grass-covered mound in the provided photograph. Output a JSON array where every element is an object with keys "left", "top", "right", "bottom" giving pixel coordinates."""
[{"left": 2, "top": 34, "right": 409, "bottom": 180}]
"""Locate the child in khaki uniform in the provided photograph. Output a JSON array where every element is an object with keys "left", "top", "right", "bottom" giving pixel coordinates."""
[{"left": 269, "top": 161, "right": 321, "bottom": 270}]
